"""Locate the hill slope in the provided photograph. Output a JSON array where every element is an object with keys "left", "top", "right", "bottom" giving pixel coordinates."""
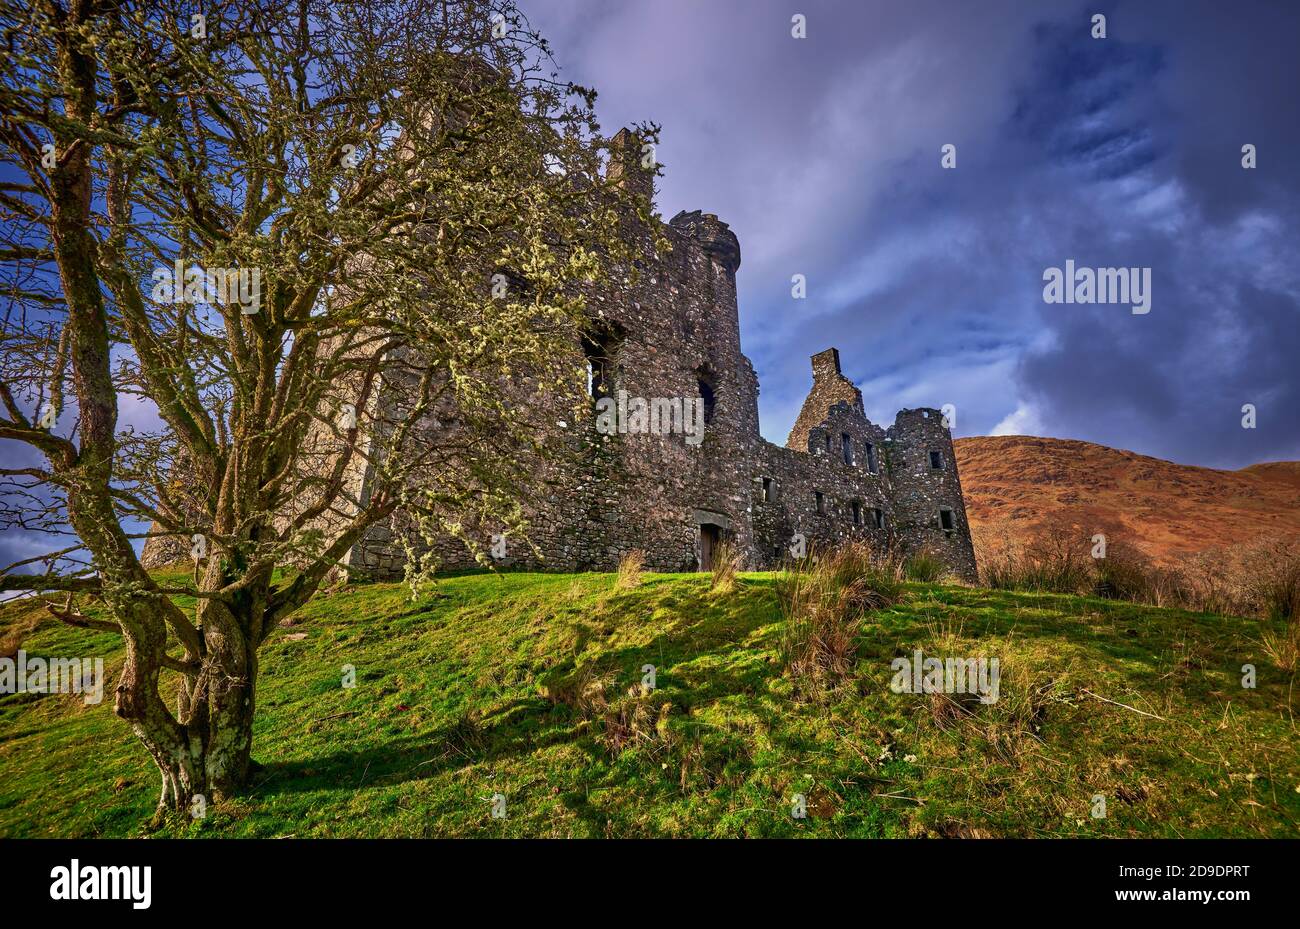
[
  {"left": 2, "top": 572, "right": 1296, "bottom": 838},
  {"left": 954, "top": 436, "right": 1300, "bottom": 564}
]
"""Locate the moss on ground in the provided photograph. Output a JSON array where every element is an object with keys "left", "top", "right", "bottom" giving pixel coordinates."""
[{"left": 1, "top": 571, "right": 1296, "bottom": 837}]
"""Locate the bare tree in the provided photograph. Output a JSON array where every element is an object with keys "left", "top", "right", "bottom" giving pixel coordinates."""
[{"left": 0, "top": 0, "right": 651, "bottom": 817}]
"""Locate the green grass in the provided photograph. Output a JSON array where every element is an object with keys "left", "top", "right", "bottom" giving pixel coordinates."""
[{"left": 1, "top": 572, "right": 1297, "bottom": 837}]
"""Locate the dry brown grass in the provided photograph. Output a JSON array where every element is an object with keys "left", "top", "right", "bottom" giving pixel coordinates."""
[
  {"left": 0, "top": 599, "right": 45, "bottom": 659},
  {"left": 600, "top": 684, "right": 673, "bottom": 757},
  {"left": 778, "top": 543, "right": 904, "bottom": 697},
  {"left": 979, "top": 526, "right": 1300, "bottom": 666},
  {"left": 615, "top": 549, "right": 645, "bottom": 590},
  {"left": 709, "top": 540, "right": 743, "bottom": 593}
]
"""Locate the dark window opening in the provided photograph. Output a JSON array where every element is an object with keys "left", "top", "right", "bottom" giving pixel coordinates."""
[
  {"left": 761, "top": 476, "right": 776, "bottom": 503},
  {"left": 823, "top": 433, "right": 832, "bottom": 454},
  {"left": 865, "top": 442, "right": 877, "bottom": 473},
  {"left": 871, "top": 508, "right": 885, "bottom": 530},
  {"left": 929, "top": 450, "right": 944, "bottom": 470},
  {"left": 581, "top": 325, "right": 623, "bottom": 401},
  {"left": 852, "top": 500, "right": 862, "bottom": 525},
  {"left": 842, "top": 433, "right": 853, "bottom": 465},
  {"left": 696, "top": 366, "right": 717, "bottom": 425},
  {"left": 939, "top": 508, "right": 955, "bottom": 532},
  {"left": 815, "top": 491, "right": 825, "bottom": 515}
]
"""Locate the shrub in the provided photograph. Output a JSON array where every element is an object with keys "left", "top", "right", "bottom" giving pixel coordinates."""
[
  {"left": 1092, "top": 541, "right": 1153, "bottom": 601},
  {"left": 981, "top": 524, "right": 1093, "bottom": 594},
  {"left": 977, "top": 527, "right": 1300, "bottom": 631},
  {"left": 1254, "top": 548, "right": 1300, "bottom": 623},
  {"left": 1252, "top": 542, "right": 1300, "bottom": 670}
]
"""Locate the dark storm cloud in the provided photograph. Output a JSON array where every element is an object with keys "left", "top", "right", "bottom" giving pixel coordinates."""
[
  {"left": 530, "top": 0, "right": 1300, "bottom": 467},
  {"left": 1008, "top": 4, "right": 1300, "bottom": 466}
]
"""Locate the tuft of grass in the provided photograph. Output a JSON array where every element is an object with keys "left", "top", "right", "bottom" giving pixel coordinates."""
[
  {"left": 615, "top": 550, "right": 645, "bottom": 591},
  {"left": 600, "top": 684, "right": 672, "bottom": 759},
  {"left": 777, "top": 544, "right": 903, "bottom": 697},
  {"left": 710, "top": 541, "right": 742, "bottom": 594},
  {"left": 904, "top": 552, "right": 949, "bottom": 583}
]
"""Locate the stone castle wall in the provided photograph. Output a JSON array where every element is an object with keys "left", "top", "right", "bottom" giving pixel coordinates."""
[
  {"left": 338, "top": 128, "right": 977, "bottom": 580},
  {"left": 142, "top": 129, "right": 978, "bottom": 582}
]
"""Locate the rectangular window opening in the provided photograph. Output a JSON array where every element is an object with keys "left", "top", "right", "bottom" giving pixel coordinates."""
[{"left": 582, "top": 327, "right": 623, "bottom": 401}]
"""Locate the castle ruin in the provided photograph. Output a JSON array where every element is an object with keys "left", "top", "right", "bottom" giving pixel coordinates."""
[
  {"left": 336, "top": 130, "right": 977, "bottom": 580},
  {"left": 141, "top": 129, "right": 977, "bottom": 581}
]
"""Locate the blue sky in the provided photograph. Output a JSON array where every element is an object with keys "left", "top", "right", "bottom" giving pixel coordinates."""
[{"left": 529, "top": 0, "right": 1300, "bottom": 468}]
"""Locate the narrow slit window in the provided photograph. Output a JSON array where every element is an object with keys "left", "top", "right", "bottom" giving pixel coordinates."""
[
  {"left": 761, "top": 477, "right": 776, "bottom": 503},
  {"left": 929, "top": 450, "right": 944, "bottom": 470},
  {"left": 815, "top": 491, "right": 825, "bottom": 515},
  {"left": 852, "top": 500, "right": 862, "bottom": 525},
  {"left": 872, "top": 508, "right": 885, "bottom": 530},
  {"left": 939, "top": 508, "right": 955, "bottom": 531},
  {"left": 865, "top": 442, "right": 877, "bottom": 473},
  {"left": 696, "top": 367, "right": 716, "bottom": 425},
  {"left": 842, "top": 433, "right": 853, "bottom": 465}
]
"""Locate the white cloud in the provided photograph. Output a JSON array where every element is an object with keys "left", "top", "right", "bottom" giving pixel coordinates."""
[{"left": 990, "top": 402, "right": 1044, "bottom": 437}]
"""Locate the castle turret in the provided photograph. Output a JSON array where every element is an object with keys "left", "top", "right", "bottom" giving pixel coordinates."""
[
  {"left": 884, "top": 408, "right": 977, "bottom": 580},
  {"left": 668, "top": 210, "right": 741, "bottom": 275}
]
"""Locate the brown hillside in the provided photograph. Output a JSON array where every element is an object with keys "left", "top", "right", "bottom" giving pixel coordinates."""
[{"left": 953, "top": 436, "right": 1300, "bottom": 566}]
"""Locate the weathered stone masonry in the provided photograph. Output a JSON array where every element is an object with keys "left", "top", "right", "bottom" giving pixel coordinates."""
[
  {"left": 337, "top": 129, "right": 977, "bottom": 581},
  {"left": 143, "top": 129, "right": 978, "bottom": 580}
]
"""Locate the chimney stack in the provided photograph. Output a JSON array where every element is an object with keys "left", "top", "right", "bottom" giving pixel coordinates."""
[
  {"left": 606, "top": 127, "right": 655, "bottom": 206},
  {"left": 811, "top": 347, "right": 842, "bottom": 383}
]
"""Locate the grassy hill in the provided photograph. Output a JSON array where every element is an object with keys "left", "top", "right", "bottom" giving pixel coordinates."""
[
  {"left": 1, "top": 571, "right": 1297, "bottom": 837},
  {"left": 954, "top": 435, "right": 1300, "bottom": 565}
]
